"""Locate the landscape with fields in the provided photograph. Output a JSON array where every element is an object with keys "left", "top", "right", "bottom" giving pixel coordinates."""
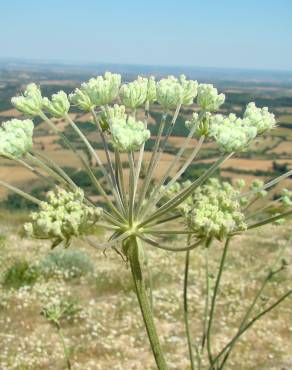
[{"left": 0, "top": 62, "right": 291, "bottom": 369}]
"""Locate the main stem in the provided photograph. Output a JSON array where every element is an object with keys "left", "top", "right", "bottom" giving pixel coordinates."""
[{"left": 128, "top": 236, "right": 168, "bottom": 370}]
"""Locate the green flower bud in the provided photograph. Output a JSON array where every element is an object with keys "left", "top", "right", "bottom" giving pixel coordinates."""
[
  {"left": 0, "top": 119, "right": 34, "bottom": 158},
  {"left": 250, "top": 179, "right": 267, "bottom": 197},
  {"left": 42, "top": 91, "right": 70, "bottom": 118},
  {"left": 244, "top": 102, "right": 276, "bottom": 134},
  {"left": 23, "top": 187, "right": 103, "bottom": 248},
  {"left": 197, "top": 84, "right": 225, "bottom": 111},
  {"left": 120, "top": 76, "right": 148, "bottom": 108},
  {"left": 11, "top": 83, "right": 43, "bottom": 116},
  {"left": 111, "top": 116, "right": 150, "bottom": 152}
]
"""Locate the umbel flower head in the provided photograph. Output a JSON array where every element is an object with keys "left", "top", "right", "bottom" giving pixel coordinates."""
[
  {"left": 197, "top": 84, "right": 225, "bottom": 111},
  {"left": 185, "top": 112, "right": 212, "bottom": 137},
  {"left": 0, "top": 119, "right": 34, "bottom": 158},
  {"left": 42, "top": 91, "right": 70, "bottom": 118},
  {"left": 209, "top": 113, "right": 258, "bottom": 152},
  {"left": 23, "top": 188, "right": 103, "bottom": 248},
  {"left": 188, "top": 178, "right": 247, "bottom": 241},
  {"left": 11, "top": 83, "right": 43, "bottom": 116},
  {"left": 70, "top": 72, "right": 121, "bottom": 109},
  {"left": 244, "top": 102, "right": 276, "bottom": 134},
  {"left": 99, "top": 104, "right": 127, "bottom": 131},
  {"left": 119, "top": 76, "right": 149, "bottom": 108},
  {"left": 111, "top": 116, "right": 150, "bottom": 151},
  {"left": 156, "top": 75, "right": 198, "bottom": 110}
]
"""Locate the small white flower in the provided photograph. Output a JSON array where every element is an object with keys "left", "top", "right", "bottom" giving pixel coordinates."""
[
  {"left": 120, "top": 76, "right": 148, "bottom": 108},
  {"left": 244, "top": 102, "right": 276, "bottom": 134}
]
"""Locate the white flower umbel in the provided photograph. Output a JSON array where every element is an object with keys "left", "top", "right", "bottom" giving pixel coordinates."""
[
  {"left": 188, "top": 178, "right": 247, "bottom": 241},
  {"left": 99, "top": 104, "right": 127, "bottom": 131},
  {"left": 244, "top": 102, "right": 276, "bottom": 134},
  {"left": 197, "top": 83, "right": 225, "bottom": 111},
  {"left": 42, "top": 91, "right": 70, "bottom": 118},
  {"left": 146, "top": 76, "right": 157, "bottom": 103},
  {"left": 70, "top": 72, "right": 121, "bottom": 110},
  {"left": 0, "top": 119, "right": 34, "bottom": 158},
  {"left": 180, "top": 75, "right": 198, "bottom": 105},
  {"left": 210, "top": 113, "right": 257, "bottom": 152},
  {"left": 120, "top": 76, "right": 148, "bottom": 109},
  {"left": 156, "top": 76, "right": 183, "bottom": 110},
  {"left": 185, "top": 112, "right": 212, "bottom": 137},
  {"left": 111, "top": 116, "right": 150, "bottom": 152},
  {"left": 23, "top": 187, "right": 103, "bottom": 248},
  {"left": 11, "top": 83, "right": 43, "bottom": 116}
]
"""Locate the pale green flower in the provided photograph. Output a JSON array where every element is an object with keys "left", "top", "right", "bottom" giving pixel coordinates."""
[
  {"left": 146, "top": 76, "right": 157, "bottom": 103},
  {"left": 156, "top": 76, "right": 183, "bottom": 110},
  {"left": 111, "top": 116, "right": 150, "bottom": 151},
  {"left": 99, "top": 104, "right": 127, "bottom": 131},
  {"left": 69, "top": 88, "right": 94, "bottom": 111},
  {"left": 280, "top": 188, "right": 292, "bottom": 208},
  {"left": 188, "top": 178, "right": 246, "bottom": 241},
  {"left": 210, "top": 113, "right": 257, "bottom": 152},
  {"left": 250, "top": 179, "right": 267, "bottom": 197},
  {"left": 244, "top": 102, "right": 276, "bottom": 134},
  {"left": 185, "top": 112, "right": 212, "bottom": 137},
  {"left": 23, "top": 187, "right": 102, "bottom": 248},
  {"left": 120, "top": 76, "right": 148, "bottom": 108},
  {"left": 180, "top": 75, "right": 198, "bottom": 105},
  {"left": 197, "top": 84, "right": 225, "bottom": 111},
  {"left": 0, "top": 119, "right": 34, "bottom": 158},
  {"left": 42, "top": 91, "right": 70, "bottom": 118},
  {"left": 11, "top": 83, "right": 43, "bottom": 116}
]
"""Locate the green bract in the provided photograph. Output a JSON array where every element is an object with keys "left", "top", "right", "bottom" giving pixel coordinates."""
[
  {"left": 23, "top": 188, "right": 102, "bottom": 248},
  {"left": 0, "top": 119, "right": 34, "bottom": 158},
  {"left": 244, "top": 102, "right": 276, "bottom": 134},
  {"left": 120, "top": 76, "right": 148, "bottom": 108},
  {"left": 42, "top": 91, "right": 70, "bottom": 118},
  {"left": 197, "top": 83, "right": 225, "bottom": 111},
  {"left": 11, "top": 83, "right": 43, "bottom": 116},
  {"left": 111, "top": 116, "right": 150, "bottom": 151}
]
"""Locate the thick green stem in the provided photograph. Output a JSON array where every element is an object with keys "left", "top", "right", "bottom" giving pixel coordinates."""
[{"left": 127, "top": 237, "right": 168, "bottom": 370}]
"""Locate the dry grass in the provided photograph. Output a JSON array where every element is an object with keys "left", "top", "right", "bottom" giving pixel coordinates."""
[{"left": 0, "top": 213, "right": 291, "bottom": 370}]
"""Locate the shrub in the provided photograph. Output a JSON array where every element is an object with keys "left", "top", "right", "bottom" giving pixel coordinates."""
[{"left": 2, "top": 260, "right": 39, "bottom": 289}]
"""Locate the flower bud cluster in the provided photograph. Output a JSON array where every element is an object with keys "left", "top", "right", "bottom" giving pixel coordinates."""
[
  {"left": 99, "top": 104, "right": 127, "bottom": 131},
  {"left": 111, "top": 116, "right": 150, "bottom": 151},
  {"left": 70, "top": 72, "right": 121, "bottom": 109},
  {"left": 120, "top": 77, "right": 149, "bottom": 108},
  {"left": 244, "top": 102, "right": 276, "bottom": 134},
  {"left": 250, "top": 179, "right": 267, "bottom": 197},
  {"left": 185, "top": 112, "right": 212, "bottom": 137},
  {"left": 11, "top": 83, "right": 43, "bottom": 116},
  {"left": 156, "top": 75, "right": 198, "bottom": 110},
  {"left": 23, "top": 188, "right": 102, "bottom": 248},
  {"left": 188, "top": 178, "right": 246, "bottom": 241},
  {"left": 197, "top": 84, "right": 225, "bottom": 111},
  {"left": 279, "top": 188, "right": 292, "bottom": 208},
  {"left": 42, "top": 91, "right": 70, "bottom": 118},
  {"left": 0, "top": 119, "right": 34, "bottom": 158},
  {"left": 209, "top": 113, "right": 257, "bottom": 152}
]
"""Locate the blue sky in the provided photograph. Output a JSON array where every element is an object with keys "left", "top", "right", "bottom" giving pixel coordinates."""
[{"left": 0, "top": 0, "right": 291, "bottom": 70}]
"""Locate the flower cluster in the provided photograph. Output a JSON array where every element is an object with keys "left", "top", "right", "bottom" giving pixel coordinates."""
[
  {"left": 11, "top": 83, "right": 43, "bottom": 116},
  {"left": 0, "top": 119, "right": 34, "bottom": 158},
  {"left": 244, "top": 102, "right": 276, "bottom": 134},
  {"left": 120, "top": 76, "right": 149, "bottom": 108},
  {"left": 279, "top": 188, "right": 292, "bottom": 208},
  {"left": 99, "top": 104, "right": 127, "bottom": 131},
  {"left": 23, "top": 188, "right": 102, "bottom": 248},
  {"left": 188, "top": 178, "right": 247, "bottom": 241},
  {"left": 197, "top": 84, "right": 225, "bottom": 111},
  {"left": 156, "top": 75, "right": 198, "bottom": 110},
  {"left": 42, "top": 91, "right": 70, "bottom": 118},
  {"left": 70, "top": 72, "right": 121, "bottom": 109},
  {"left": 111, "top": 116, "right": 150, "bottom": 151}
]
